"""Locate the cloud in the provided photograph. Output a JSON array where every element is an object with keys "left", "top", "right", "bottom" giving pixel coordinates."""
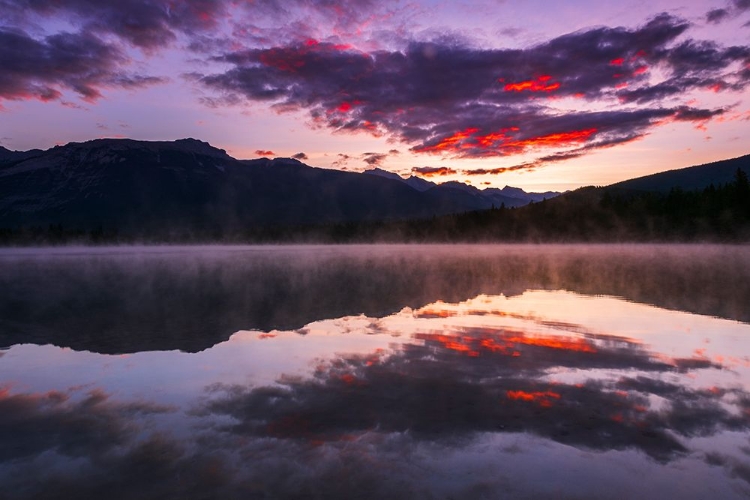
[
  {"left": 254, "top": 149, "right": 275, "bottom": 156},
  {"left": 0, "top": 0, "right": 408, "bottom": 57},
  {"left": 0, "top": 27, "right": 166, "bottom": 104},
  {"left": 462, "top": 164, "right": 536, "bottom": 175},
  {"left": 706, "top": 8, "right": 730, "bottom": 24},
  {"left": 292, "top": 152, "right": 308, "bottom": 160},
  {"left": 705, "top": 0, "right": 750, "bottom": 24},
  {"left": 0, "top": 0, "right": 228, "bottom": 50},
  {"left": 362, "top": 152, "right": 388, "bottom": 166},
  {"left": 411, "top": 166, "right": 458, "bottom": 177},
  {"left": 195, "top": 13, "right": 747, "bottom": 167},
  {"left": 331, "top": 153, "right": 352, "bottom": 168}
]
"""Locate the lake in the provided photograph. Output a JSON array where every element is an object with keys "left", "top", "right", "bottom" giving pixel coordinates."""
[{"left": 1, "top": 244, "right": 750, "bottom": 499}]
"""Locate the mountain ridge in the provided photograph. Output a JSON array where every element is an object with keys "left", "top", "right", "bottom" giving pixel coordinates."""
[
  {"left": 0, "top": 137, "right": 547, "bottom": 235},
  {"left": 1, "top": 137, "right": 748, "bottom": 242},
  {"left": 607, "top": 154, "right": 750, "bottom": 193}
]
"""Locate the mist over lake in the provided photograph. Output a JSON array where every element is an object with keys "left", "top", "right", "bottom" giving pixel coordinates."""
[{"left": 2, "top": 244, "right": 750, "bottom": 499}]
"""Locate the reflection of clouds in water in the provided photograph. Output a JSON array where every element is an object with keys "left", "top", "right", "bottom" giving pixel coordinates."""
[
  {"left": 201, "top": 324, "right": 748, "bottom": 463},
  {"left": 2, "top": 273, "right": 750, "bottom": 498},
  {"left": 1, "top": 244, "right": 749, "bottom": 354},
  {"left": 0, "top": 386, "right": 174, "bottom": 462},
  {"left": 0, "top": 376, "right": 739, "bottom": 500}
]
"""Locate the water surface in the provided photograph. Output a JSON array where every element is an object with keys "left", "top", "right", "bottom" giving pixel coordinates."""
[{"left": 1, "top": 244, "right": 750, "bottom": 499}]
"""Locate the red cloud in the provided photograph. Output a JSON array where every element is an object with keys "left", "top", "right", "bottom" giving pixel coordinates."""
[
  {"left": 254, "top": 149, "right": 275, "bottom": 156},
  {"left": 414, "top": 127, "right": 597, "bottom": 156},
  {"left": 411, "top": 166, "right": 457, "bottom": 177},
  {"left": 503, "top": 75, "right": 560, "bottom": 93}
]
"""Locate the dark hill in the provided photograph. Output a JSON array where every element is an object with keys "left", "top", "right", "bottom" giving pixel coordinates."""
[{"left": 608, "top": 154, "right": 750, "bottom": 193}]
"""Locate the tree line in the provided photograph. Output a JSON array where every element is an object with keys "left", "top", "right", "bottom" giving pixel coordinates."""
[{"left": 2, "top": 169, "right": 749, "bottom": 245}]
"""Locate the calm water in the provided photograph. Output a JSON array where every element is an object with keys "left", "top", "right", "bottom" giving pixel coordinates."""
[{"left": 1, "top": 244, "right": 750, "bottom": 499}]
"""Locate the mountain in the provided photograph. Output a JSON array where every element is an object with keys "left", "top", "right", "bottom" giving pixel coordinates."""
[
  {"left": 608, "top": 154, "right": 750, "bottom": 193},
  {"left": 0, "top": 145, "right": 43, "bottom": 162},
  {"left": 404, "top": 175, "right": 435, "bottom": 192},
  {"left": 364, "top": 167, "right": 405, "bottom": 183},
  {"left": 364, "top": 168, "right": 438, "bottom": 192},
  {"left": 364, "top": 168, "right": 560, "bottom": 206},
  {"left": 1, "top": 141, "right": 747, "bottom": 243},
  {"left": 494, "top": 186, "right": 561, "bottom": 203},
  {"left": 0, "top": 138, "right": 522, "bottom": 236}
]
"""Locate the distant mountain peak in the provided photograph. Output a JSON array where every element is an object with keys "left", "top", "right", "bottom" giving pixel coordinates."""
[
  {"left": 364, "top": 168, "right": 439, "bottom": 192},
  {"left": 364, "top": 167, "right": 404, "bottom": 181},
  {"left": 49, "top": 137, "right": 231, "bottom": 160}
]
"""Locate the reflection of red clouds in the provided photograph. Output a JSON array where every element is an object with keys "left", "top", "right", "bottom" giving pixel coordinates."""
[
  {"left": 506, "top": 390, "right": 561, "bottom": 408},
  {"left": 417, "top": 309, "right": 458, "bottom": 318},
  {"left": 610, "top": 58, "right": 625, "bottom": 66},
  {"left": 504, "top": 334, "right": 597, "bottom": 353},
  {"left": 503, "top": 75, "right": 560, "bottom": 93},
  {"left": 415, "top": 333, "right": 480, "bottom": 356},
  {"left": 365, "top": 348, "right": 386, "bottom": 366},
  {"left": 633, "top": 66, "right": 648, "bottom": 75},
  {"left": 414, "top": 329, "right": 597, "bottom": 357},
  {"left": 258, "top": 333, "right": 277, "bottom": 339}
]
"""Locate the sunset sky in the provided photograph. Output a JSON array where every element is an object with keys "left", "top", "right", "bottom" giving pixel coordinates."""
[{"left": 1, "top": 0, "right": 749, "bottom": 191}]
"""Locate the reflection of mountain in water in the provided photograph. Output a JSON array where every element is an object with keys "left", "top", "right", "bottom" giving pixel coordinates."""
[
  {"left": 2, "top": 288, "right": 750, "bottom": 499},
  {"left": 1, "top": 244, "right": 749, "bottom": 353}
]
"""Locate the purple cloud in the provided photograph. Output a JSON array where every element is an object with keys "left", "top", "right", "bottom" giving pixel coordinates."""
[
  {"left": 195, "top": 14, "right": 747, "bottom": 167},
  {"left": 0, "top": 0, "right": 228, "bottom": 50},
  {"left": 706, "top": 8, "right": 730, "bottom": 24},
  {"left": 0, "top": 27, "right": 166, "bottom": 104}
]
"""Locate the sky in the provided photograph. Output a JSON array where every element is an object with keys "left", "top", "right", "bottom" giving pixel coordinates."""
[{"left": 1, "top": 0, "right": 749, "bottom": 191}]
